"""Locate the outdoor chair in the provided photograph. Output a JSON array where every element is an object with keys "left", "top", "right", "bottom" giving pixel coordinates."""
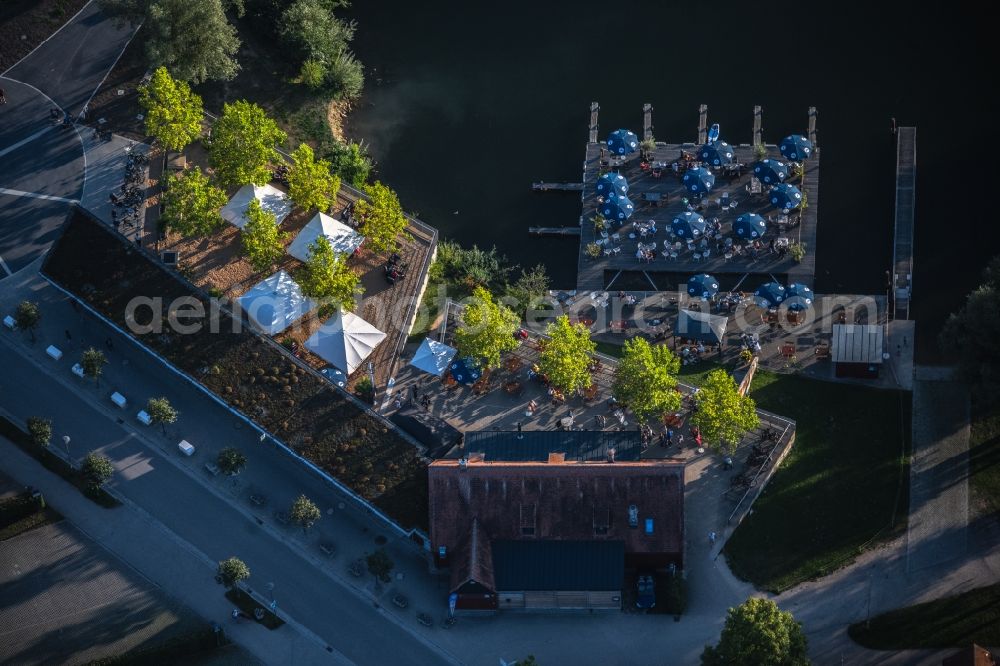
[
  {"left": 693, "top": 252, "right": 702, "bottom": 260},
  {"left": 612, "top": 246, "right": 621, "bottom": 255}
]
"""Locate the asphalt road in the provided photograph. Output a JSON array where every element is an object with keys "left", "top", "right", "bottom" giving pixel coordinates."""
[{"left": 0, "top": 337, "right": 449, "bottom": 666}]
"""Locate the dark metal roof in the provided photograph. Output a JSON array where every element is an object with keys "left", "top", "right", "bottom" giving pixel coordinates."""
[
  {"left": 463, "top": 430, "right": 642, "bottom": 462},
  {"left": 492, "top": 540, "right": 625, "bottom": 591}
]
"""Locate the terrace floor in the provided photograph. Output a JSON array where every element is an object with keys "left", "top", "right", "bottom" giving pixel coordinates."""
[{"left": 576, "top": 143, "right": 819, "bottom": 292}]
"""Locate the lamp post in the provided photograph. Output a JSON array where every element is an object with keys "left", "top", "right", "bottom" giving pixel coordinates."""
[{"left": 62, "top": 435, "right": 71, "bottom": 459}]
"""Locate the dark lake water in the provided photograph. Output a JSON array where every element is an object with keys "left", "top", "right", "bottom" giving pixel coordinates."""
[{"left": 346, "top": 2, "right": 989, "bottom": 359}]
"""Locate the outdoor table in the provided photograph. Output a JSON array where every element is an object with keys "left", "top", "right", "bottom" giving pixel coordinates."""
[
  {"left": 2, "top": 315, "right": 15, "bottom": 330},
  {"left": 111, "top": 392, "right": 127, "bottom": 408},
  {"left": 46, "top": 345, "right": 62, "bottom": 360},
  {"left": 71, "top": 363, "right": 85, "bottom": 378},
  {"left": 136, "top": 410, "right": 152, "bottom": 425},
  {"left": 177, "top": 440, "right": 196, "bottom": 457}
]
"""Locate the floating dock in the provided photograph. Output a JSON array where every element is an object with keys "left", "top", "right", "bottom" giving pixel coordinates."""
[
  {"left": 532, "top": 182, "right": 584, "bottom": 192},
  {"left": 529, "top": 227, "right": 582, "bottom": 237}
]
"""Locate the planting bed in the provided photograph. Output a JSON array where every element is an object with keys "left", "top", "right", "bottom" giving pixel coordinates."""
[{"left": 44, "top": 210, "right": 429, "bottom": 530}]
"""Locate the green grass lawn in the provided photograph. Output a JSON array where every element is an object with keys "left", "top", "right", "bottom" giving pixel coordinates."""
[
  {"left": 847, "top": 582, "right": 1000, "bottom": 649},
  {"left": 969, "top": 401, "right": 1000, "bottom": 519},
  {"left": 723, "top": 371, "right": 911, "bottom": 593}
]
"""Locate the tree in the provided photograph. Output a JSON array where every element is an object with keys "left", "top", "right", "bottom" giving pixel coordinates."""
[
  {"left": 217, "top": 556, "right": 250, "bottom": 589},
  {"left": 279, "top": 0, "right": 362, "bottom": 99},
  {"left": 27, "top": 417, "right": 52, "bottom": 448},
  {"left": 209, "top": 100, "right": 287, "bottom": 188},
  {"left": 81, "top": 452, "right": 114, "bottom": 489},
  {"left": 145, "top": 0, "right": 239, "bottom": 83},
  {"left": 14, "top": 300, "right": 41, "bottom": 342},
  {"left": 612, "top": 337, "right": 682, "bottom": 421},
  {"left": 138, "top": 66, "right": 203, "bottom": 151},
  {"left": 241, "top": 199, "right": 287, "bottom": 271},
  {"left": 506, "top": 264, "right": 550, "bottom": 315},
  {"left": 327, "top": 140, "right": 371, "bottom": 187},
  {"left": 287, "top": 143, "right": 340, "bottom": 213},
  {"left": 353, "top": 181, "right": 407, "bottom": 255},
  {"left": 690, "top": 369, "right": 760, "bottom": 453},
  {"left": 161, "top": 167, "right": 228, "bottom": 237},
  {"left": 454, "top": 286, "right": 520, "bottom": 370},
  {"left": 217, "top": 446, "right": 247, "bottom": 476},
  {"left": 365, "top": 548, "right": 394, "bottom": 583},
  {"left": 941, "top": 255, "right": 1000, "bottom": 398},
  {"left": 538, "top": 315, "right": 595, "bottom": 394},
  {"left": 81, "top": 348, "right": 108, "bottom": 387},
  {"left": 289, "top": 494, "right": 321, "bottom": 533},
  {"left": 297, "top": 235, "right": 362, "bottom": 309},
  {"left": 701, "top": 598, "right": 809, "bottom": 666},
  {"left": 146, "top": 397, "right": 178, "bottom": 435}
]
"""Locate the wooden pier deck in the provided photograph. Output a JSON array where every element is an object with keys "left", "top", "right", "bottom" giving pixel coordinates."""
[
  {"left": 532, "top": 182, "right": 584, "bottom": 191},
  {"left": 643, "top": 103, "right": 653, "bottom": 141},
  {"left": 589, "top": 102, "right": 600, "bottom": 144},
  {"left": 697, "top": 104, "right": 708, "bottom": 145},
  {"left": 574, "top": 142, "right": 820, "bottom": 293},
  {"left": 529, "top": 227, "right": 581, "bottom": 237},
  {"left": 753, "top": 105, "right": 763, "bottom": 147},
  {"left": 892, "top": 127, "right": 916, "bottom": 320}
]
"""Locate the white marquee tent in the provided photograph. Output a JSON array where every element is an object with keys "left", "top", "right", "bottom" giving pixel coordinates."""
[
  {"left": 236, "top": 270, "right": 314, "bottom": 335},
  {"left": 409, "top": 338, "right": 457, "bottom": 377},
  {"left": 221, "top": 184, "right": 292, "bottom": 229},
  {"left": 304, "top": 310, "right": 386, "bottom": 375},
  {"left": 288, "top": 212, "right": 364, "bottom": 262}
]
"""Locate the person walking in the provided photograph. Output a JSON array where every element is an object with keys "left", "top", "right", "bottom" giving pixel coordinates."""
[
  {"left": 64, "top": 329, "right": 72, "bottom": 341},
  {"left": 0, "top": 87, "right": 6, "bottom": 105},
  {"left": 708, "top": 531, "right": 717, "bottom": 546}
]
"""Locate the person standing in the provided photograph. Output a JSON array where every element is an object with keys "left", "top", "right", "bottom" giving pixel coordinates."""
[
  {"left": 0, "top": 87, "right": 6, "bottom": 105},
  {"left": 708, "top": 531, "right": 717, "bottom": 545}
]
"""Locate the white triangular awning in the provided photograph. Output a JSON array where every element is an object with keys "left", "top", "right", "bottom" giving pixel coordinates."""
[
  {"left": 235, "top": 270, "right": 314, "bottom": 335},
  {"left": 409, "top": 338, "right": 457, "bottom": 377},
  {"left": 304, "top": 310, "right": 386, "bottom": 375},
  {"left": 287, "top": 212, "right": 364, "bottom": 262},
  {"left": 221, "top": 184, "right": 292, "bottom": 229}
]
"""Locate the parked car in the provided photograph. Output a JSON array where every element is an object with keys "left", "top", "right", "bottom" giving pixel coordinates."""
[{"left": 636, "top": 574, "right": 656, "bottom": 609}]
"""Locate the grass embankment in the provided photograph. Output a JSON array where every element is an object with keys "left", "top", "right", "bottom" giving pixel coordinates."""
[
  {"left": 724, "top": 371, "right": 911, "bottom": 593},
  {"left": 0, "top": 492, "right": 62, "bottom": 541},
  {"left": 969, "top": 401, "right": 1000, "bottom": 519},
  {"left": 0, "top": 416, "right": 120, "bottom": 509},
  {"left": 848, "top": 582, "right": 1000, "bottom": 649}
]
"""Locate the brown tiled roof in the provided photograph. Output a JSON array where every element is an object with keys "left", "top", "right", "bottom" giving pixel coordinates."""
[
  {"left": 449, "top": 518, "right": 495, "bottom": 593},
  {"left": 942, "top": 645, "right": 996, "bottom": 666},
  {"left": 429, "top": 460, "right": 685, "bottom": 559}
]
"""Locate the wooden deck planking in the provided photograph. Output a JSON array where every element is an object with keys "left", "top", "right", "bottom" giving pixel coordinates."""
[
  {"left": 532, "top": 182, "right": 584, "bottom": 191},
  {"left": 697, "top": 104, "right": 708, "bottom": 144},
  {"left": 753, "top": 105, "right": 763, "bottom": 147},
  {"left": 576, "top": 143, "right": 820, "bottom": 293},
  {"left": 589, "top": 102, "right": 600, "bottom": 144},
  {"left": 643, "top": 103, "right": 653, "bottom": 141},
  {"left": 892, "top": 127, "right": 916, "bottom": 320}
]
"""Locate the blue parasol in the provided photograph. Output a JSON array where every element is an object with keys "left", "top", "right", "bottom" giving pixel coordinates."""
[
  {"left": 769, "top": 183, "right": 802, "bottom": 210},
  {"left": 607, "top": 129, "right": 639, "bottom": 155},
  {"left": 779, "top": 134, "right": 813, "bottom": 161},
  {"left": 687, "top": 273, "right": 720, "bottom": 300},
  {"left": 671, "top": 211, "right": 707, "bottom": 239},
  {"left": 595, "top": 172, "right": 628, "bottom": 198},
  {"left": 699, "top": 141, "right": 735, "bottom": 166},
  {"left": 599, "top": 194, "right": 635, "bottom": 221},
  {"left": 754, "top": 282, "right": 787, "bottom": 308},
  {"left": 785, "top": 283, "right": 814, "bottom": 311},
  {"left": 752, "top": 158, "right": 788, "bottom": 184},
  {"left": 733, "top": 213, "right": 767, "bottom": 240},
  {"left": 449, "top": 357, "right": 482, "bottom": 385},
  {"left": 682, "top": 166, "right": 715, "bottom": 195}
]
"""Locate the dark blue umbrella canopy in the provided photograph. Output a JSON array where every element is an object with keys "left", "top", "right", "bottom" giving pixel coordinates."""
[
  {"left": 752, "top": 158, "right": 788, "bottom": 184},
  {"left": 687, "top": 273, "right": 720, "bottom": 299},
  {"left": 607, "top": 129, "right": 639, "bottom": 155},
  {"left": 754, "top": 282, "right": 787, "bottom": 308},
  {"left": 449, "top": 357, "right": 482, "bottom": 385},
  {"left": 599, "top": 194, "right": 635, "bottom": 220},
  {"left": 780, "top": 134, "right": 813, "bottom": 161},
  {"left": 682, "top": 166, "right": 715, "bottom": 195},
  {"left": 733, "top": 213, "right": 767, "bottom": 240},
  {"left": 671, "top": 211, "right": 707, "bottom": 239},
  {"left": 769, "top": 183, "right": 803, "bottom": 210},
  {"left": 785, "top": 283, "right": 814, "bottom": 311},
  {"left": 595, "top": 172, "right": 628, "bottom": 197},
  {"left": 699, "top": 141, "right": 735, "bottom": 166}
]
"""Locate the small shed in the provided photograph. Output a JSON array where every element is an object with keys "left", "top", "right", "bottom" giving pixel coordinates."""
[
  {"left": 221, "top": 184, "right": 292, "bottom": 229},
  {"left": 831, "top": 324, "right": 884, "bottom": 378}
]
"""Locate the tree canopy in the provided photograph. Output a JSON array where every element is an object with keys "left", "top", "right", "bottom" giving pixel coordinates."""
[
  {"left": 161, "top": 167, "right": 228, "bottom": 237},
  {"left": 612, "top": 337, "right": 682, "bottom": 421},
  {"left": 365, "top": 548, "right": 394, "bottom": 583},
  {"left": 217, "top": 447, "right": 248, "bottom": 475},
  {"left": 241, "top": 199, "right": 287, "bottom": 271},
  {"left": 27, "top": 417, "right": 52, "bottom": 448},
  {"left": 81, "top": 348, "right": 108, "bottom": 387},
  {"left": 217, "top": 556, "right": 250, "bottom": 589},
  {"left": 327, "top": 140, "right": 371, "bottom": 188},
  {"left": 690, "top": 369, "right": 759, "bottom": 453},
  {"left": 507, "top": 264, "right": 550, "bottom": 316},
  {"left": 143, "top": 0, "right": 241, "bottom": 84},
  {"left": 702, "top": 598, "right": 809, "bottom": 666},
  {"left": 138, "top": 66, "right": 203, "bottom": 151},
  {"left": 353, "top": 181, "right": 407, "bottom": 255},
  {"left": 539, "top": 315, "right": 595, "bottom": 394},
  {"left": 941, "top": 255, "right": 1000, "bottom": 398},
  {"left": 209, "top": 100, "right": 287, "bottom": 188},
  {"left": 454, "top": 286, "right": 520, "bottom": 370},
  {"left": 287, "top": 143, "right": 340, "bottom": 213},
  {"left": 82, "top": 452, "right": 115, "bottom": 489},
  {"left": 279, "top": 0, "right": 363, "bottom": 99},
  {"left": 289, "top": 494, "right": 321, "bottom": 532},
  {"left": 297, "top": 235, "right": 362, "bottom": 309},
  {"left": 14, "top": 301, "right": 40, "bottom": 342},
  {"left": 146, "top": 397, "right": 178, "bottom": 434}
]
